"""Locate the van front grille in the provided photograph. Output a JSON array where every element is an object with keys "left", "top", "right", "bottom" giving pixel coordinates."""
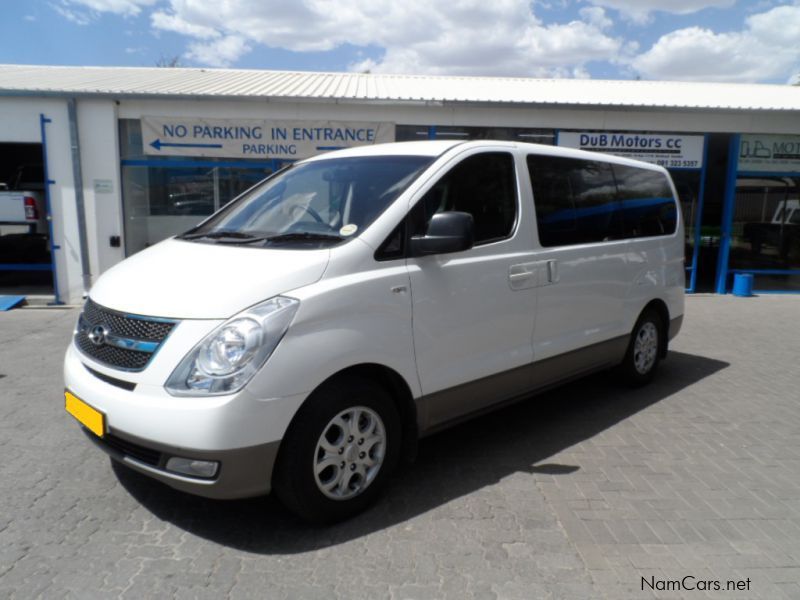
[
  {"left": 75, "top": 299, "right": 178, "bottom": 371},
  {"left": 76, "top": 335, "right": 151, "bottom": 370},
  {"left": 82, "top": 299, "right": 175, "bottom": 341}
]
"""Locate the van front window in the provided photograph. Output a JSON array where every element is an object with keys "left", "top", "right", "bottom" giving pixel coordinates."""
[{"left": 179, "top": 155, "right": 434, "bottom": 248}]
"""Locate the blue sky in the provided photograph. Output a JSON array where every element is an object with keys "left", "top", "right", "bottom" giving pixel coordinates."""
[{"left": 3, "top": 1, "right": 799, "bottom": 83}]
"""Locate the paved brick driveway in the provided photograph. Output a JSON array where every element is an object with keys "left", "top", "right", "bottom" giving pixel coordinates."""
[{"left": 0, "top": 295, "right": 798, "bottom": 599}]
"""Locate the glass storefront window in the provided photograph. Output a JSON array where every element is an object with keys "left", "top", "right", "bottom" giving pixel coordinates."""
[
  {"left": 751, "top": 273, "right": 800, "bottom": 292},
  {"left": 670, "top": 170, "right": 704, "bottom": 273},
  {"left": 727, "top": 176, "right": 800, "bottom": 287},
  {"left": 119, "top": 119, "right": 284, "bottom": 255},
  {"left": 121, "top": 164, "right": 275, "bottom": 255}
]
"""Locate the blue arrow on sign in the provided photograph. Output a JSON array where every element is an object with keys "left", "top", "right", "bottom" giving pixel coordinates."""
[{"left": 150, "top": 139, "right": 223, "bottom": 151}]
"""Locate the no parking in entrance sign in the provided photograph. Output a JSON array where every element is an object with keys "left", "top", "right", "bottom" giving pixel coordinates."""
[{"left": 141, "top": 116, "right": 395, "bottom": 160}]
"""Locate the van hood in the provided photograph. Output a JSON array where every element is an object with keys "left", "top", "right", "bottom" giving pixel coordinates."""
[{"left": 89, "top": 238, "right": 330, "bottom": 319}]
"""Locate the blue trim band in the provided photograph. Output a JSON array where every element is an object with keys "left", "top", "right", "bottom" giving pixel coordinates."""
[
  {"left": 103, "top": 333, "right": 159, "bottom": 353},
  {"left": 0, "top": 264, "right": 52, "bottom": 271},
  {"left": 729, "top": 269, "right": 800, "bottom": 275},
  {"left": 121, "top": 159, "right": 280, "bottom": 169},
  {"left": 122, "top": 312, "right": 179, "bottom": 324}
]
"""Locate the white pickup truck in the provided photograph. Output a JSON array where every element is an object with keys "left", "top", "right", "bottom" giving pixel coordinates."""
[
  {"left": 0, "top": 190, "right": 46, "bottom": 233},
  {"left": 0, "top": 164, "right": 49, "bottom": 266},
  {"left": 0, "top": 164, "right": 47, "bottom": 236}
]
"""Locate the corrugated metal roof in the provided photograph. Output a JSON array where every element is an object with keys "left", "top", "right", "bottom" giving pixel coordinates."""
[{"left": 0, "top": 64, "right": 798, "bottom": 111}]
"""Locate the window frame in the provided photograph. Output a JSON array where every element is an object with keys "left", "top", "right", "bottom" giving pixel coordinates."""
[
  {"left": 375, "top": 150, "right": 521, "bottom": 261},
  {"left": 527, "top": 153, "right": 678, "bottom": 249},
  {"left": 373, "top": 148, "right": 522, "bottom": 262}
]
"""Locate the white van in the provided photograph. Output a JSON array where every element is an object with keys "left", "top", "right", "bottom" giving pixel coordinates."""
[{"left": 64, "top": 140, "right": 684, "bottom": 522}]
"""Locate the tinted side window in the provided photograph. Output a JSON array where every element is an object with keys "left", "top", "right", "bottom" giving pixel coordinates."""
[
  {"left": 527, "top": 155, "right": 621, "bottom": 247},
  {"left": 411, "top": 153, "right": 517, "bottom": 245},
  {"left": 613, "top": 165, "right": 677, "bottom": 237}
]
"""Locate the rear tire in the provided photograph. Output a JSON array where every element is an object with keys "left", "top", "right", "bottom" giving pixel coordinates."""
[
  {"left": 273, "top": 376, "right": 401, "bottom": 524},
  {"left": 620, "top": 308, "right": 664, "bottom": 386}
]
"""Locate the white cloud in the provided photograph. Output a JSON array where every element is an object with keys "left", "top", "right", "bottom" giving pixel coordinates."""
[
  {"left": 578, "top": 6, "right": 612, "bottom": 30},
  {"left": 151, "top": 11, "right": 219, "bottom": 39},
  {"left": 50, "top": 2, "right": 93, "bottom": 25},
  {"left": 587, "top": 0, "right": 735, "bottom": 24},
  {"left": 146, "top": 0, "right": 621, "bottom": 77},
  {"left": 185, "top": 35, "right": 250, "bottom": 68},
  {"left": 51, "top": 0, "right": 157, "bottom": 24},
  {"left": 66, "top": 0, "right": 157, "bottom": 16},
  {"left": 632, "top": 5, "right": 800, "bottom": 81}
]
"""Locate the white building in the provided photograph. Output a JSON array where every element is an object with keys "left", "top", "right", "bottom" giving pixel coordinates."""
[{"left": 1, "top": 64, "right": 799, "bottom": 303}]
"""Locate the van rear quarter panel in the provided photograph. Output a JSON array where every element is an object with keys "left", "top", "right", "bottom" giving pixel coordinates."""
[{"left": 622, "top": 220, "right": 686, "bottom": 333}]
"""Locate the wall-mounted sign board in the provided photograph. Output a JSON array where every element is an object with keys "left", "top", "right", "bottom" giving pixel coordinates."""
[
  {"left": 142, "top": 116, "right": 396, "bottom": 160},
  {"left": 738, "top": 134, "right": 800, "bottom": 173},
  {"left": 558, "top": 132, "right": 705, "bottom": 169}
]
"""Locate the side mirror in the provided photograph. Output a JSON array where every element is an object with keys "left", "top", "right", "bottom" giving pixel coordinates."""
[{"left": 410, "top": 211, "right": 474, "bottom": 256}]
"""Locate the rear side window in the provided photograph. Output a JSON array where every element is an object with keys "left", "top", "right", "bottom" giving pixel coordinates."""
[
  {"left": 410, "top": 152, "right": 517, "bottom": 245},
  {"left": 614, "top": 164, "right": 677, "bottom": 238},
  {"left": 527, "top": 154, "right": 676, "bottom": 247},
  {"left": 526, "top": 156, "right": 621, "bottom": 246}
]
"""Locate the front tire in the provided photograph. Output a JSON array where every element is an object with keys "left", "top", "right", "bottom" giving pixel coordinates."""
[
  {"left": 621, "top": 308, "right": 663, "bottom": 386},
  {"left": 273, "top": 376, "right": 401, "bottom": 524}
]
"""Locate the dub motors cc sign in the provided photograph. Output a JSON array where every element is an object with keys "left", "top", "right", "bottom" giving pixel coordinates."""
[
  {"left": 142, "top": 116, "right": 395, "bottom": 160},
  {"left": 558, "top": 132, "right": 705, "bottom": 169},
  {"left": 738, "top": 134, "right": 800, "bottom": 173}
]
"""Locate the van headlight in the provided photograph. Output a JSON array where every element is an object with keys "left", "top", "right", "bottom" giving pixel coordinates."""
[{"left": 166, "top": 296, "right": 299, "bottom": 396}]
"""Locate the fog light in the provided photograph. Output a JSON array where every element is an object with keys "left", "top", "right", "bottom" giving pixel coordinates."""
[{"left": 165, "top": 457, "right": 219, "bottom": 479}]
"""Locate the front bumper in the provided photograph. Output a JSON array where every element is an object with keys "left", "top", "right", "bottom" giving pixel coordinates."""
[
  {"left": 64, "top": 342, "right": 308, "bottom": 499},
  {"left": 82, "top": 426, "right": 280, "bottom": 499}
]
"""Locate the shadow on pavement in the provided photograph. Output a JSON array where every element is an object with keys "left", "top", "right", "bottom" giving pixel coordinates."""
[{"left": 114, "top": 350, "right": 728, "bottom": 552}]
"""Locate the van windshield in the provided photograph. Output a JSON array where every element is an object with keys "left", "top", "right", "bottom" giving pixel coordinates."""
[{"left": 179, "top": 155, "right": 434, "bottom": 247}]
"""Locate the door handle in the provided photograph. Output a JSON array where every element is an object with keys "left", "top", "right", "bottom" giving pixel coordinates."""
[
  {"left": 509, "top": 271, "right": 532, "bottom": 282},
  {"left": 508, "top": 264, "right": 538, "bottom": 290},
  {"left": 546, "top": 260, "right": 559, "bottom": 284}
]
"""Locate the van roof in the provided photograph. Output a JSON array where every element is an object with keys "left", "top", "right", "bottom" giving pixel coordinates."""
[
  {"left": 303, "top": 140, "right": 464, "bottom": 160},
  {"left": 305, "top": 139, "right": 670, "bottom": 173}
]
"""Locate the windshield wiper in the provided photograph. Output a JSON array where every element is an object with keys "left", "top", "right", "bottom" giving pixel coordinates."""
[
  {"left": 263, "top": 232, "right": 344, "bottom": 245},
  {"left": 179, "top": 230, "right": 268, "bottom": 244}
]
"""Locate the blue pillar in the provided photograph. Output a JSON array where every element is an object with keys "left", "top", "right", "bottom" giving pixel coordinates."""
[
  {"left": 715, "top": 134, "right": 740, "bottom": 294},
  {"left": 40, "top": 113, "right": 64, "bottom": 305},
  {"left": 688, "top": 134, "right": 710, "bottom": 293}
]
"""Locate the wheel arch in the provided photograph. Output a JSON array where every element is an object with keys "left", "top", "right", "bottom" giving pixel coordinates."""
[
  {"left": 639, "top": 298, "right": 670, "bottom": 359},
  {"left": 273, "top": 363, "right": 419, "bottom": 486}
]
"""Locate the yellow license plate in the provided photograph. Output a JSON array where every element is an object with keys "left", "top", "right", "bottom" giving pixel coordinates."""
[{"left": 65, "top": 391, "right": 105, "bottom": 438}]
